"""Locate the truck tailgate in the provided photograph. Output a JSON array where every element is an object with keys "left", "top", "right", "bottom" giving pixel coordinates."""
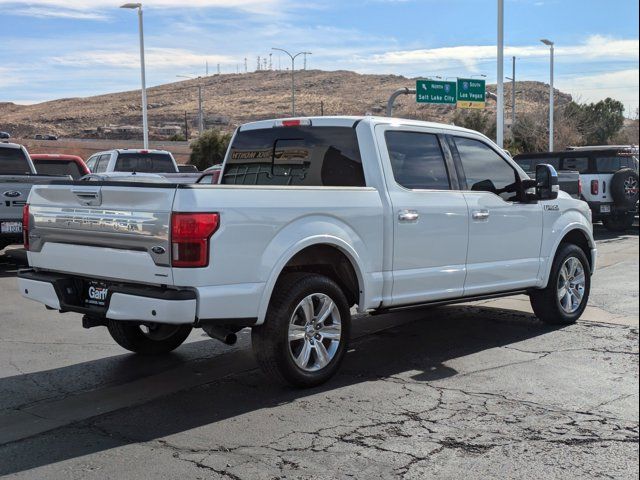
[{"left": 27, "top": 184, "right": 176, "bottom": 285}]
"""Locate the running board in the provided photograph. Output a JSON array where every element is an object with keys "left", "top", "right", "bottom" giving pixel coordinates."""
[{"left": 371, "top": 289, "right": 528, "bottom": 315}]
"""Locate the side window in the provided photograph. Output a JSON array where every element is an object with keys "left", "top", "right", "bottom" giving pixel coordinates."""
[
  {"left": 94, "top": 154, "right": 110, "bottom": 173},
  {"left": 385, "top": 131, "right": 450, "bottom": 190},
  {"left": 453, "top": 136, "right": 517, "bottom": 200},
  {"left": 562, "top": 157, "right": 589, "bottom": 173},
  {"left": 85, "top": 155, "right": 97, "bottom": 172}
]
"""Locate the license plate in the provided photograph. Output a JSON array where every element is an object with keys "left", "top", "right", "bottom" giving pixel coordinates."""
[
  {"left": 600, "top": 205, "right": 611, "bottom": 214},
  {"left": 84, "top": 281, "right": 109, "bottom": 308},
  {"left": 0, "top": 221, "right": 22, "bottom": 234}
]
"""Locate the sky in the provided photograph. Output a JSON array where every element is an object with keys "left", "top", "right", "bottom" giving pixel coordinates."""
[{"left": 0, "top": 0, "right": 638, "bottom": 115}]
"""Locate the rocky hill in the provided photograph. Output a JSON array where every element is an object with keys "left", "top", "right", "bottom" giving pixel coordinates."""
[{"left": 0, "top": 70, "right": 572, "bottom": 139}]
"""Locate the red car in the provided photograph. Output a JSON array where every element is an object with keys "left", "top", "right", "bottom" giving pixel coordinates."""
[{"left": 30, "top": 154, "right": 90, "bottom": 180}]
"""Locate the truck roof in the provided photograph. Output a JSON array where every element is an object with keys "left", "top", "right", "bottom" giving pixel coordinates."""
[
  {"left": 238, "top": 116, "right": 485, "bottom": 137},
  {"left": 0, "top": 142, "right": 23, "bottom": 150}
]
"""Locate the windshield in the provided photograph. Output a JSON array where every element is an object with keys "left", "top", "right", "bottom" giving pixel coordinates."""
[
  {"left": 33, "top": 160, "right": 83, "bottom": 179},
  {"left": 114, "top": 153, "right": 176, "bottom": 173},
  {"left": 0, "top": 148, "right": 32, "bottom": 175}
]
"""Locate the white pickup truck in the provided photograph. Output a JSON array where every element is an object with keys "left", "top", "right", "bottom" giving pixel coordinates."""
[{"left": 18, "top": 116, "right": 596, "bottom": 387}]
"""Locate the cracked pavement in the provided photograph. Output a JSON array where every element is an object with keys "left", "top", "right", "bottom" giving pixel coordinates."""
[{"left": 0, "top": 226, "right": 638, "bottom": 479}]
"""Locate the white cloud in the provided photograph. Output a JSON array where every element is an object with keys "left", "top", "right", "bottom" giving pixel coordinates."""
[
  {"left": 365, "top": 36, "right": 639, "bottom": 69},
  {"left": 0, "top": 0, "right": 285, "bottom": 16},
  {"left": 557, "top": 68, "right": 640, "bottom": 115},
  {"left": 51, "top": 48, "right": 234, "bottom": 69},
  {"left": 11, "top": 7, "right": 108, "bottom": 19}
]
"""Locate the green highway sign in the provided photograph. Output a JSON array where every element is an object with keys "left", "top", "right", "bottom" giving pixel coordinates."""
[
  {"left": 456, "top": 78, "right": 486, "bottom": 109},
  {"left": 416, "top": 79, "right": 457, "bottom": 104}
]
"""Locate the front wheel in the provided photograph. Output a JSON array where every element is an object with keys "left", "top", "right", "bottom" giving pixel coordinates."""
[
  {"left": 107, "top": 321, "right": 192, "bottom": 354},
  {"left": 252, "top": 272, "right": 351, "bottom": 388},
  {"left": 529, "top": 243, "right": 591, "bottom": 325}
]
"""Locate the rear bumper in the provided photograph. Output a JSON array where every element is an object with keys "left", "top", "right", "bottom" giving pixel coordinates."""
[
  {"left": 18, "top": 269, "right": 197, "bottom": 325},
  {"left": 17, "top": 269, "right": 260, "bottom": 327}
]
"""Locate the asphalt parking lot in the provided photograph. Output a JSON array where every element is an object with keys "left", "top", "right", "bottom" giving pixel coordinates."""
[{"left": 0, "top": 225, "right": 638, "bottom": 479}]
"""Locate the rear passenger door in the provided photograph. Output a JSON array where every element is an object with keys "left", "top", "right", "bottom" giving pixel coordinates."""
[
  {"left": 376, "top": 125, "right": 469, "bottom": 306},
  {"left": 449, "top": 135, "right": 543, "bottom": 295}
]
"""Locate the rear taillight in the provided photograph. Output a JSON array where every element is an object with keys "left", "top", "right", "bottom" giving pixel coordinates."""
[
  {"left": 591, "top": 180, "right": 599, "bottom": 195},
  {"left": 171, "top": 213, "right": 219, "bottom": 268},
  {"left": 578, "top": 178, "right": 582, "bottom": 196},
  {"left": 22, "top": 204, "right": 30, "bottom": 251}
]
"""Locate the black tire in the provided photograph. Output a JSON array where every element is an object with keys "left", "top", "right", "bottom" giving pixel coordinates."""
[
  {"left": 252, "top": 272, "right": 351, "bottom": 388},
  {"left": 603, "top": 214, "right": 635, "bottom": 232},
  {"left": 107, "top": 321, "right": 192, "bottom": 355},
  {"left": 610, "top": 168, "right": 639, "bottom": 208},
  {"left": 530, "top": 243, "right": 591, "bottom": 325}
]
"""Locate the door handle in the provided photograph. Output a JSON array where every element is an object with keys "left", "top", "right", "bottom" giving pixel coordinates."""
[
  {"left": 472, "top": 210, "right": 490, "bottom": 221},
  {"left": 398, "top": 210, "right": 419, "bottom": 222}
]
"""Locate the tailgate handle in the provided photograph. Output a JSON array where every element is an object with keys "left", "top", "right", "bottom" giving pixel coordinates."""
[{"left": 72, "top": 188, "right": 102, "bottom": 206}]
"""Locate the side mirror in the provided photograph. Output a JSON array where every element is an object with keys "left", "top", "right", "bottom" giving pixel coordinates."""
[{"left": 535, "top": 163, "right": 559, "bottom": 200}]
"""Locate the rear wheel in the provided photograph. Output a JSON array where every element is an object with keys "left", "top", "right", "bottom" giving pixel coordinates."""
[
  {"left": 530, "top": 243, "right": 591, "bottom": 325},
  {"left": 107, "top": 321, "right": 192, "bottom": 354},
  {"left": 603, "top": 214, "right": 635, "bottom": 232},
  {"left": 252, "top": 272, "right": 351, "bottom": 388}
]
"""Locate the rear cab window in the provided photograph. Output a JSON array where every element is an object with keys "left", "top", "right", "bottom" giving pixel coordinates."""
[
  {"left": 595, "top": 155, "right": 638, "bottom": 173},
  {"left": 33, "top": 160, "right": 83, "bottom": 179},
  {"left": 561, "top": 157, "right": 589, "bottom": 173},
  {"left": 0, "top": 148, "right": 32, "bottom": 175},
  {"left": 222, "top": 126, "right": 365, "bottom": 187},
  {"left": 115, "top": 152, "right": 176, "bottom": 173}
]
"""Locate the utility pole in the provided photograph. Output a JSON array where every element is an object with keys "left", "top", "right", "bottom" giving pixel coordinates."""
[
  {"left": 177, "top": 74, "right": 204, "bottom": 135},
  {"left": 217, "top": 63, "right": 220, "bottom": 75},
  {"left": 244, "top": 57, "right": 248, "bottom": 73},
  {"left": 320, "top": 101, "right": 324, "bottom": 116},
  {"left": 269, "top": 53, "right": 273, "bottom": 70},
  {"left": 184, "top": 111, "right": 189, "bottom": 140},
  {"left": 496, "top": 0, "right": 505, "bottom": 148},
  {"left": 303, "top": 52, "right": 308, "bottom": 70},
  {"left": 206, "top": 60, "right": 209, "bottom": 76}
]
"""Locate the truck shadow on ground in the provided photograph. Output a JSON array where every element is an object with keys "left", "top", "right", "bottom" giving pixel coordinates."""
[
  {"left": 0, "top": 249, "right": 25, "bottom": 278},
  {"left": 0, "top": 304, "right": 563, "bottom": 475}
]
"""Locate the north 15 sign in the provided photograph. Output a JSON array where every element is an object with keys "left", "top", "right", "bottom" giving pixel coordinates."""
[
  {"left": 456, "top": 78, "right": 486, "bottom": 109},
  {"left": 416, "top": 80, "right": 457, "bottom": 104}
]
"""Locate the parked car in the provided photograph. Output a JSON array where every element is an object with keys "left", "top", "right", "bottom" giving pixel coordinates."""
[
  {"left": 0, "top": 143, "right": 71, "bottom": 250},
  {"left": 512, "top": 154, "right": 581, "bottom": 199},
  {"left": 30, "top": 154, "right": 90, "bottom": 180},
  {"left": 85, "top": 149, "right": 180, "bottom": 174},
  {"left": 514, "top": 146, "right": 639, "bottom": 231},
  {"left": 177, "top": 164, "right": 199, "bottom": 173},
  {"left": 197, "top": 164, "right": 222, "bottom": 184},
  {"left": 0, "top": 131, "right": 10, "bottom": 139},
  {"left": 19, "top": 116, "right": 596, "bottom": 387}
]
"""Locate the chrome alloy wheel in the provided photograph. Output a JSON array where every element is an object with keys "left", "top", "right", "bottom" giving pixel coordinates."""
[
  {"left": 557, "top": 257, "right": 586, "bottom": 314},
  {"left": 288, "top": 293, "right": 342, "bottom": 372}
]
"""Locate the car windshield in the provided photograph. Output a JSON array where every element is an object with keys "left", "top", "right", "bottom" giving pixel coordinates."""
[
  {"left": 115, "top": 153, "right": 175, "bottom": 173},
  {"left": 0, "top": 148, "right": 32, "bottom": 175},
  {"left": 33, "top": 160, "right": 83, "bottom": 179}
]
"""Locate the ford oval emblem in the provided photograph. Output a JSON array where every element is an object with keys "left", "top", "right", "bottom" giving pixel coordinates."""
[
  {"left": 3, "top": 191, "right": 21, "bottom": 198},
  {"left": 151, "top": 246, "right": 166, "bottom": 255}
]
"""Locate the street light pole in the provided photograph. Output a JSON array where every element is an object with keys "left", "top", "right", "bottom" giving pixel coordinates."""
[
  {"left": 541, "top": 39, "right": 554, "bottom": 151},
  {"left": 272, "top": 48, "right": 311, "bottom": 116},
  {"left": 121, "top": 3, "right": 148, "bottom": 149},
  {"left": 496, "top": 0, "right": 505, "bottom": 148}
]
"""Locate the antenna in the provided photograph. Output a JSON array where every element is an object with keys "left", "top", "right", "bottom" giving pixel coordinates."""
[
  {"left": 269, "top": 53, "right": 273, "bottom": 70},
  {"left": 257, "top": 56, "right": 261, "bottom": 71}
]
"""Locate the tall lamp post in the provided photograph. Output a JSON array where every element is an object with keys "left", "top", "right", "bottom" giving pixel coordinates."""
[
  {"left": 496, "top": 0, "right": 505, "bottom": 148},
  {"left": 177, "top": 75, "right": 204, "bottom": 135},
  {"left": 121, "top": 2, "right": 148, "bottom": 149},
  {"left": 541, "top": 39, "right": 555, "bottom": 152},
  {"left": 272, "top": 48, "right": 311, "bottom": 116}
]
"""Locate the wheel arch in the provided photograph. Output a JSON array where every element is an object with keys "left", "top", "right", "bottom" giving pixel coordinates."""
[
  {"left": 541, "top": 224, "right": 595, "bottom": 288},
  {"left": 256, "top": 237, "right": 368, "bottom": 325}
]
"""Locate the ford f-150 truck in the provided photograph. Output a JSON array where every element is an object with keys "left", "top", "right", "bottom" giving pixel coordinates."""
[
  {"left": 18, "top": 117, "right": 596, "bottom": 387},
  {"left": 1, "top": 143, "right": 71, "bottom": 251}
]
